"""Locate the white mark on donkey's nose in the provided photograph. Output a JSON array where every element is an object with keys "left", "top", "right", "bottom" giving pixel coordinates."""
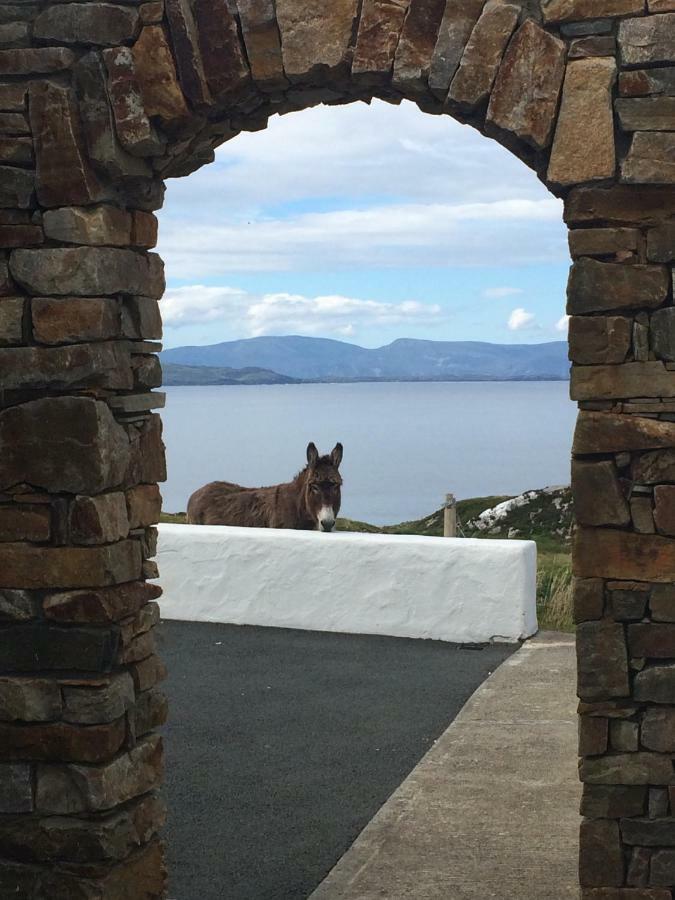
[{"left": 318, "top": 506, "right": 335, "bottom": 532}]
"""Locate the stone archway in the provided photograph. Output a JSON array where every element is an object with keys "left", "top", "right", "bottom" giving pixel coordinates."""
[{"left": 0, "top": 1, "right": 674, "bottom": 895}]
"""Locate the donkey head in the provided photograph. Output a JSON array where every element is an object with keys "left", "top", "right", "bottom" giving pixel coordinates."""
[{"left": 305, "top": 442, "right": 343, "bottom": 532}]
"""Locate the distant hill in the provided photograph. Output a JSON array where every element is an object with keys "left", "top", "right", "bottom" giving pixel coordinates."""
[
  {"left": 163, "top": 363, "right": 299, "bottom": 386},
  {"left": 162, "top": 336, "right": 569, "bottom": 382}
]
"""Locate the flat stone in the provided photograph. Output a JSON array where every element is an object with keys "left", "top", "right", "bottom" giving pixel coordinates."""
[
  {"left": 572, "top": 460, "right": 630, "bottom": 527},
  {"left": 617, "top": 98, "right": 675, "bottom": 132},
  {"left": 0, "top": 590, "right": 38, "bottom": 622},
  {"left": 620, "top": 67, "right": 675, "bottom": 97},
  {"left": 42, "top": 205, "right": 131, "bottom": 246},
  {"left": 70, "top": 493, "right": 130, "bottom": 545},
  {"left": 165, "top": 0, "right": 211, "bottom": 106},
  {"left": 642, "top": 708, "right": 675, "bottom": 752},
  {"left": 0, "top": 718, "right": 126, "bottom": 764},
  {"left": 651, "top": 585, "right": 675, "bottom": 621},
  {"left": 0, "top": 506, "right": 50, "bottom": 542},
  {"left": 0, "top": 165, "right": 33, "bottom": 208},
  {"left": 0, "top": 84, "right": 27, "bottom": 111},
  {"left": 651, "top": 850, "right": 675, "bottom": 886},
  {"left": 581, "top": 785, "right": 646, "bottom": 819},
  {"left": 631, "top": 495, "right": 655, "bottom": 535},
  {"left": 580, "top": 753, "right": 675, "bottom": 785},
  {"left": 542, "top": 0, "right": 643, "bottom": 22},
  {"left": 0, "top": 112, "right": 28, "bottom": 135},
  {"left": 102, "top": 46, "right": 164, "bottom": 158},
  {"left": 573, "top": 412, "right": 675, "bottom": 454},
  {"left": 561, "top": 19, "right": 613, "bottom": 36},
  {"left": 548, "top": 58, "right": 617, "bottom": 186},
  {"left": 0, "top": 137, "right": 33, "bottom": 165},
  {"left": 36, "top": 733, "right": 162, "bottom": 814},
  {"left": 577, "top": 620, "right": 630, "bottom": 701},
  {"left": 567, "top": 259, "right": 669, "bottom": 315},
  {"left": 29, "top": 81, "right": 105, "bottom": 208},
  {"left": 428, "top": 0, "right": 483, "bottom": 98},
  {"left": 276, "top": 0, "right": 360, "bottom": 80},
  {"left": 124, "top": 413, "right": 167, "bottom": 486},
  {"left": 629, "top": 623, "right": 675, "bottom": 658},
  {"left": 131, "top": 211, "right": 158, "bottom": 248},
  {"left": 622, "top": 818, "right": 675, "bottom": 846},
  {"left": 126, "top": 484, "right": 161, "bottom": 529},
  {"left": 579, "top": 715, "right": 608, "bottom": 756},
  {"left": 352, "top": 0, "right": 409, "bottom": 85},
  {"left": 0, "top": 541, "right": 142, "bottom": 591},
  {"left": 635, "top": 664, "right": 675, "bottom": 702},
  {"left": 0, "top": 679, "right": 62, "bottom": 723},
  {"left": 392, "top": 0, "right": 446, "bottom": 95},
  {"left": 571, "top": 363, "right": 675, "bottom": 402},
  {"left": 0, "top": 21, "right": 29, "bottom": 48},
  {"left": 574, "top": 577, "right": 605, "bottom": 623},
  {"left": 0, "top": 296, "right": 24, "bottom": 346},
  {"left": 133, "top": 689, "right": 168, "bottom": 736},
  {"left": 654, "top": 485, "right": 675, "bottom": 536},
  {"left": 623, "top": 133, "right": 675, "bottom": 185},
  {"left": 0, "top": 763, "right": 32, "bottom": 813},
  {"left": 579, "top": 819, "right": 624, "bottom": 888},
  {"left": 0, "top": 397, "right": 130, "bottom": 495},
  {"left": 34, "top": 4, "right": 139, "bottom": 45},
  {"left": 611, "top": 719, "right": 639, "bottom": 752},
  {"left": 131, "top": 654, "right": 167, "bottom": 692},
  {"left": 140, "top": 1, "right": 164, "bottom": 23},
  {"left": 122, "top": 296, "right": 162, "bottom": 339},
  {"left": 565, "top": 185, "right": 675, "bottom": 226},
  {"left": 647, "top": 224, "right": 675, "bottom": 263},
  {"left": 132, "top": 354, "right": 162, "bottom": 390},
  {"left": 568, "top": 316, "right": 631, "bottom": 365},
  {"left": 0, "top": 48, "right": 75, "bottom": 75},
  {"left": 236, "top": 0, "right": 286, "bottom": 88},
  {"left": 612, "top": 590, "right": 648, "bottom": 620},
  {"left": 634, "top": 449, "right": 675, "bottom": 484},
  {"left": 574, "top": 527, "right": 675, "bottom": 583},
  {"left": 10, "top": 247, "right": 164, "bottom": 298},
  {"left": 32, "top": 297, "right": 121, "bottom": 345},
  {"left": 651, "top": 308, "right": 675, "bottom": 361},
  {"left": 63, "top": 673, "right": 135, "bottom": 726},
  {"left": 619, "top": 14, "right": 675, "bottom": 66},
  {"left": 569, "top": 36, "right": 616, "bottom": 58},
  {"left": 0, "top": 225, "right": 43, "bottom": 247},
  {"left": 132, "top": 25, "right": 189, "bottom": 123},
  {"left": 44, "top": 581, "right": 161, "bottom": 624},
  {"left": 193, "top": 0, "right": 249, "bottom": 101},
  {"left": 486, "top": 20, "right": 566, "bottom": 150},
  {"left": 0, "top": 343, "right": 133, "bottom": 392},
  {"left": 447, "top": 0, "right": 520, "bottom": 108}
]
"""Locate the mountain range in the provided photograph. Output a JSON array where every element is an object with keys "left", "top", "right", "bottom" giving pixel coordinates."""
[{"left": 161, "top": 336, "right": 569, "bottom": 383}]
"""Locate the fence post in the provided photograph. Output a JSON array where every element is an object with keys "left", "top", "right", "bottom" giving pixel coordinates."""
[{"left": 443, "top": 493, "right": 457, "bottom": 538}]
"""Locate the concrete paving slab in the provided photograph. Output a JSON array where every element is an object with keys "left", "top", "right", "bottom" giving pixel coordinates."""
[{"left": 310, "top": 632, "right": 580, "bottom": 900}]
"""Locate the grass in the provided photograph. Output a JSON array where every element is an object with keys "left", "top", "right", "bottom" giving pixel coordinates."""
[{"left": 537, "top": 547, "right": 573, "bottom": 633}]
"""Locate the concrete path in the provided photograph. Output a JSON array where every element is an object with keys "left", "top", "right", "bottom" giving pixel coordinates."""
[{"left": 311, "top": 632, "right": 580, "bottom": 900}]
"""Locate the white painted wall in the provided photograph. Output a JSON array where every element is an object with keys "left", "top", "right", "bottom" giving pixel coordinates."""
[{"left": 155, "top": 524, "right": 537, "bottom": 644}]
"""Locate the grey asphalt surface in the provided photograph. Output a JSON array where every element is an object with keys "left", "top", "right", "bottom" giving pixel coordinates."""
[{"left": 158, "top": 621, "right": 517, "bottom": 900}]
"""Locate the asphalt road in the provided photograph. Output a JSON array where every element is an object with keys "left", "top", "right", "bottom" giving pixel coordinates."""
[{"left": 158, "top": 621, "right": 516, "bottom": 900}]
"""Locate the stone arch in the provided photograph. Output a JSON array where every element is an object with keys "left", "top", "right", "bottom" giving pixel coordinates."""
[{"left": 0, "top": 0, "right": 674, "bottom": 895}]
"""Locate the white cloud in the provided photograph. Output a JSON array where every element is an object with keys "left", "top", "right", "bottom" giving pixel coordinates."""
[
  {"left": 555, "top": 314, "right": 570, "bottom": 332},
  {"left": 483, "top": 287, "right": 524, "bottom": 299},
  {"left": 507, "top": 308, "right": 536, "bottom": 331},
  {"left": 162, "top": 284, "right": 443, "bottom": 338}
]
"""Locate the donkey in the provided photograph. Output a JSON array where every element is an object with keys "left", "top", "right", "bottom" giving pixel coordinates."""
[{"left": 186, "top": 442, "right": 344, "bottom": 532}]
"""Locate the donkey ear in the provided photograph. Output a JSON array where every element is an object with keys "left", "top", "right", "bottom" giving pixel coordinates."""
[
  {"left": 331, "top": 443, "right": 343, "bottom": 468},
  {"left": 307, "top": 442, "right": 319, "bottom": 467}
]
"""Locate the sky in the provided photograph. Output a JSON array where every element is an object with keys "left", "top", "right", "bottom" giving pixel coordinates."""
[{"left": 157, "top": 98, "right": 571, "bottom": 351}]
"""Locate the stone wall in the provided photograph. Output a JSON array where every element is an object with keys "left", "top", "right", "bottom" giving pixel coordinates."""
[{"left": 0, "top": 0, "right": 673, "bottom": 896}]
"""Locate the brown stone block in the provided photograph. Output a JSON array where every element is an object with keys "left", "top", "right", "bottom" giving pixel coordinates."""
[
  {"left": 194, "top": 0, "right": 250, "bottom": 100},
  {"left": 0, "top": 342, "right": 133, "bottom": 391},
  {"left": 98, "top": 838, "right": 167, "bottom": 898},
  {"left": 0, "top": 48, "right": 75, "bottom": 76},
  {"left": 581, "top": 753, "right": 675, "bottom": 786},
  {"left": 634, "top": 450, "right": 675, "bottom": 485},
  {"left": 276, "top": 0, "right": 360, "bottom": 81},
  {"left": 654, "top": 486, "right": 675, "bottom": 537},
  {"left": 134, "top": 689, "right": 167, "bottom": 738},
  {"left": 634, "top": 664, "right": 675, "bottom": 703},
  {"left": 622, "top": 818, "right": 675, "bottom": 846},
  {"left": 32, "top": 297, "right": 121, "bottom": 345},
  {"left": 102, "top": 47, "right": 164, "bottom": 158},
  {"left": 131, "top": 211, "right": 158, "bottom": 249},
  {"left": 575, "top": 577, "right": 605, "bottom": 623},
  {"left": 392, "top": 0, "right": 446, "bottom": 95},
  {"left": 69, "top": 493, "right": 130, "bottom": 545},
  {"left": 581, "top": 784, "right": 646, "bottom": 819},
  {"left": 29, "top": 82, "right": 105, "bottom": 209},
  {"left": 486, "top": 20, "right": 565, "bottom": 150},
  {"left": 353, "top": 0, "right": 409, "bottom": 85},
  {"left": 569, "top": 228, "right": 640, "bottom": 260},
  {"left": 44, "top": 581, "right": 161, "bottom": 625},
  {"left": 0, "top": 678, "right": 62, "bottom": 723},
  {"left": 0, "top": 165, "right": 34, "bottom": 209},
  {"left": 0, "top": 540, "right": 142, "bottom": 591},
  {"left": 569, "top": 35, "right": 616, "bottom": 59},
  {"left": 617, "top": 98, "right": 675, "bottom": 133},
  {"left": 548, "top": 58, "right": 616, "bottom": 186},
  {"left": 132, "top": 26, "right": 189, "bottom": 124},
  {"left": 0, "top": 763, "right": 32, "bottom": 813},
  {"left": 0, "top": 296, "right": 23, "bottom": 346},
  {"left": 619, "top": 14, "right": 675, "bottom": 67},
  {"left": 0, "top": 622, "right": 119, "bottom": 674},
  {"left": 623, "top": 133, "right": 675, "bottom": 186},
  {"left": 62, "top": 672, "right": 135, "bottom": 725},
  {"left": 580, "top": 715, "right": 609, "bottom": 756},
  {"left": 579, "top": 702, "right": 638, "bottom": 719},
  {"left": 122, "top": 296, "right": 162, "bottom": 340},
  {"left": 580, "top": 819, "right": 624, "bottom": 887},
  {"left": 567, "top": 258, "right": 669, "bottom": 317},
  {"left": 165, "top": 0, "right": 211, "bottom": 106},
  {"left": 577, "top": 620, "right": 630, "bottom": 701},
  {"left": 620, "top": 68, "right": 675, "bottom": 98},
  {"left": 631, "top": 496, "right": 656, "bottom": 535},
  {"left": 36, "top": 733, "right": 163, "bottom": 814},
  {"left": 629, "top": 623, "right": 675, "bottom": 658},
  {"left": 643, "top": 708, "right": 675, "bottom": 752},
  {"left": 610, "top": 719, "right": 639, "bottom": 752},
  {"left": 132, "top": 354, "right": 162, "bottom": 389},
  {"left": 650, "top": 849, "right": 675, "bottom": 886},
  {"left": 447, "top": 0, "right": 520, "bottom": 108},
  {"left": 0, "top": 718, "right": 126, "bottom": 764},
  {"left": 611, "top": 588, "right": 648, "bottom": 621},
  {"left": 34, "top": 4, "right": 140, "bottom": 45},
  {"left": 0, "top": 589, "right": 39, "bottom": 622},
  {"left": 0, "top": 137, "right": 32, "bottom": 166},
  {"left": 126, "top": 484, "right": 162, "bottom": 530},
  {"left": 0, "top": 225, "right": 43, "bottom": 248},
  {"left": 0, "top": 506, "right": 50, "bottom": 543},
  {"left": 42, "top": 205, "right": 131, "bottom": 246},
  {"left": 542, "top": 0, "right": 642, "bottom": 22},
  {"left": 572, "top": 362, "right": 675, "bottom": 402},
  {"left": 651, "top": 584, "right": 675, "bottom": 622},
  {"left": 10, "top": 247, "right": 165, "bottom": 298},
  {"left": 124, "top": 413, "right": 167, "bottom": 486},
  {"left": 131, "top": 654, "right": 167, "bottom": 693},
  {"left": 576, "top": 528, "right": 675, "bottom": 583},
  {"left": 140, "top": 1, "right": 164, "bottom": 24},
  {"left": 647, "top": 225, "right": 675, "bottom": 264},
  {"left": 235, "top": 0, "right": 286, "bottom": 89},
  {"left": 0, "top": 397, "right": 130, "bottom": 494},
  {"left": 0, "top": 84, "right": 27, "bottom": 111},
  {"left": 565, "top": 186, "right": 675, "bottom": 227},
  {"left": 572, "top": 459, "right": 630, "bottom": 526}
]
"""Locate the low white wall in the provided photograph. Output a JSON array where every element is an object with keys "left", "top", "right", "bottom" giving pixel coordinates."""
[{"left": 155, "top": 524, "right": 537, "bottom": 644}]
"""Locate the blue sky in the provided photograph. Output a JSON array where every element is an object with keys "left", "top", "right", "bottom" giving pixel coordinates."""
[{"left": 157, "top": 99, "right": 570, "bottom": 350}]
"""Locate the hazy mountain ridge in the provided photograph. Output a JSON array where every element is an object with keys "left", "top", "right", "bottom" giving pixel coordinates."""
[
  {"left": 163, "top": 364, "right": 299, "bottom": 386},
  {"left": 162, "top": 336, "right": 570, "bottom": 382}
]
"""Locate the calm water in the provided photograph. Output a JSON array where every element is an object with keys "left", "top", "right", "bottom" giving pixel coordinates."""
[{"left": 160, "top": 382, "right": 577, "bottom": 525}]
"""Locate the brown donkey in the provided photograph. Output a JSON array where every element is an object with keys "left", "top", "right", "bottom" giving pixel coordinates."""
[{"left": 187, "top": 443, "right": 344, "bottom": 532}]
